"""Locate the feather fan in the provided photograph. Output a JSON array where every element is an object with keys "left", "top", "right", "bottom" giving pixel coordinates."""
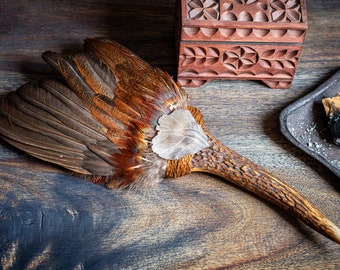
[{"left": 0, "top": 38, "right": 340, "bottom": 244}]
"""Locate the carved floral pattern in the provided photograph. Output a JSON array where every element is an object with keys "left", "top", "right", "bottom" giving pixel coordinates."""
[
  {"left": 259, "top": 49, "right": 299, "bottom": 69},
  {"left": 179, "top": 1, "right": 306, "bottom": 88},
  {"left": 187, "top": 0, "right": 303, "bottom": 23},
  {"left": 182, "top": 0, "right": 305, "bottom": 42},
  {"left": 222, "top": 46, "right": 258, "bottom": 70},
  {"left": 180, "top": 47, "right": 220, "bottom": 65},
  {"left": 271, "top": 0, "right": 301, "bottom": 22},
  {"left": 187, "top": 0, "right": 220, "bottom": 20},
  {"left": 178, "top": 45, "right": 300, "bottom": 85},
  {"left": 179, "top": 45, "right": 298, "bottom": 72}
]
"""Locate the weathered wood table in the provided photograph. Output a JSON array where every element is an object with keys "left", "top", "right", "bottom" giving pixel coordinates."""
[{"left": 1, "top": 1, "right": 339, "bottom": 269}]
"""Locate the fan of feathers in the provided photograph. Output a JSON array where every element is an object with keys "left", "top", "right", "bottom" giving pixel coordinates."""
[{"left": 0, "top": 38, "right": 339, "bottom": 244}]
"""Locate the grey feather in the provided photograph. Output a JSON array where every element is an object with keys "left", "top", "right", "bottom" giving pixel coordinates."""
[{"left": 151, "top": 109, "right": 210, "bottom": 160}]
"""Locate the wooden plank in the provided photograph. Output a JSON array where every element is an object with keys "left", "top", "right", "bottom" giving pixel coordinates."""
[{"left": 1, "top": 0, "right": 340, "bottom": 269}]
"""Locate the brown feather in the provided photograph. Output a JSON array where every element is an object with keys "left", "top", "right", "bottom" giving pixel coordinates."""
[
  {"left": 42, "top": 51, "right": 95, "bottom": 106},
  {"left": 1, "top": 38, "right": 187, "bottom": 188},
  {"left": 73, "top": 53, "right": 116, "bottom": 99},
  {"left": 0, "top": 79, "right": 117, "bottom": 177}
]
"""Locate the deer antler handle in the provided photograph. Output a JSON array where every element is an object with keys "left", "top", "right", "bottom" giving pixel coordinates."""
[{"left": 163, "top": 106, "right": 340, "bottom": 244}]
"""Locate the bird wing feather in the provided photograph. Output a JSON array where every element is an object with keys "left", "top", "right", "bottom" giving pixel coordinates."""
[
  {"left": 0, "top": 38, "right": 188, "bottom": 187},
  {"left": 0, "top": 79, "right": 116, "bottom": 175}
]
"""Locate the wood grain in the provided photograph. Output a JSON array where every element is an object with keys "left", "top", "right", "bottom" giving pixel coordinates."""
[{"left": 1, "top": 0, "right": 340, "bottom": 269}]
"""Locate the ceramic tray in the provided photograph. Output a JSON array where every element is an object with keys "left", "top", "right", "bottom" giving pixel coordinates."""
[{"left": 280, "top": 69, "right": 340, "bottom": 178}]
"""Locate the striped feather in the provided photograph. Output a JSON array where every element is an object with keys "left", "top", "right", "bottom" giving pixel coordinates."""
[{"left": 0, "top": 38, "right": 188, "bottom": 188}]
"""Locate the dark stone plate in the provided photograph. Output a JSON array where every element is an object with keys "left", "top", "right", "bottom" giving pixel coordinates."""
[{"left": 280, "top": 69, "right": 340, "bottom": 178}]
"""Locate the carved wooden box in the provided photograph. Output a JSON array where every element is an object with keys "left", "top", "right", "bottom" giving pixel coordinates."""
[{"left": 175, "top": 0, "right": 308, "bottom": 88}]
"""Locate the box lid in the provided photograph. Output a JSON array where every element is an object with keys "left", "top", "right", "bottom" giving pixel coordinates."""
[{"left": 179, "top": 0, "right": 308, "bottom": 43}]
